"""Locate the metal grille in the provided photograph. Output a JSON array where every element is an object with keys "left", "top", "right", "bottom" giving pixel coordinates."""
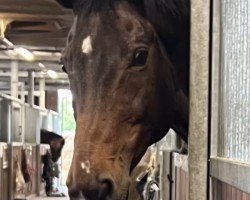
[{"left": 219, "top": 0, "right": 250, "bottom": 162}]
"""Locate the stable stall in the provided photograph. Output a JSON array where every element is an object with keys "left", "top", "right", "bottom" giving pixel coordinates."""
[
  {"left": 210, "top": 0, "right": 250, "bottom": 198},
  {"left": 0, "top": 93, "right": 60, "bottom": 199},
  {"left": 0, "top": 142, "right": 8, "bottom": 200},
  {"left": 38, "top": 144, "right": 51, "bottom": 196},
  {"left": 0, "top": 1, "right": 70, "bottom": 199},
  {"left": 156, "top": 0, "right": 250, "bottom": 199},
  {"left": 41, "top": 109, "right": 60, "bottom": 134},
  {"left": 24, "top": 106, "right": 42, "bottom": 197}
]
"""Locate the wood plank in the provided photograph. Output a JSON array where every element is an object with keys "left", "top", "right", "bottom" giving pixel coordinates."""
[
  {"left": 216, "top": 179, "right": 222, "bottom": 200},
  {"left": 231, "top": 186, "right": 237, "bottom": 200},
  {"left": 180, "top": 169, "right": 185, "bottom": 200},
  {"left": 236, "top": 188, "right": 242, "bottom": 200},
  {"left": 172, "top": 155, "right": 176, "bottom": 200},
  {"left": 161, "top": 151, "right": 171, "bottom": 200},
  {"left": 226, "top": 184, "right": 232, "bottom": 200},
  {"left": 222, "top": 182, "right": 227, "bottom": 200},
  {"left": 242, "top": 193, "right": 250, "bottom": 200},
  {"left": 211, "top": 178, "right": 217, "bottom": 200},
  {"left": 176, "top": 167, "right": 180, "bottom": 200}
]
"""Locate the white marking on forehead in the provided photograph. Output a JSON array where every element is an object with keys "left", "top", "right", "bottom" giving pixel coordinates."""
[
  {"left": 81, "top": 160, "right": 91, "bottom": 174},
  {"left": 82, "top": 35, "right": 92, "bottom": 55}
]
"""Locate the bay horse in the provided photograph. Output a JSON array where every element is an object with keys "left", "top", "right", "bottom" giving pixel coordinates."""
[
  {"left": 57, "top": 0, "right": 190, "bottom": 199},
  {"left": 41, "top": 129, "right": 65, "bottom": 162}
]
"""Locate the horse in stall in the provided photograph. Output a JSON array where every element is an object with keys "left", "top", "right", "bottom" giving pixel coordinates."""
[
  {"left": 41, "top": 129, "right": 65, "bottom": 162},
  {"left": 57, "top": 0, "right": 190, "bottom": 199},
  {"left": 40, "top": 129, "right": 65, "bottom": 195}
]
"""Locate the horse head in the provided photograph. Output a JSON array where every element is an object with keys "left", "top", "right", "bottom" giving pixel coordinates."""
[{"left": 58, "top": 0, "right": 189, "bottom": 199}]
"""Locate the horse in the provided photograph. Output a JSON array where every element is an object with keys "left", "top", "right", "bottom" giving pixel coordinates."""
[
  {"left": 57, "top": 0, "right": 190, "bottom": 199},
  {"left": 40, "top": 129, "right": 65, "bottom": 162}
]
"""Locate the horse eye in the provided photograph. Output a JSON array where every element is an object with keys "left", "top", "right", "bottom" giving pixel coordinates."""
[
  {"left": 61, "top": 65, "right": 67, "bottom": 73},
  {"left": 132, "top": 48, "right": 148, "bottom": 67}
]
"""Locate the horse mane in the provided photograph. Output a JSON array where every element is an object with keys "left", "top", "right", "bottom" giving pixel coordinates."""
[
  {"left": 151, "top": 0, "right": 189, "bottom": 17},
  {"left": 74, "top": 0, "right": 116, "bottom": 14},
  {"left": 73, "top": 0, "right": 189, "bottom": 21},
  {"left": 41, "top": 129, "right": 64, "bottom": 144}
]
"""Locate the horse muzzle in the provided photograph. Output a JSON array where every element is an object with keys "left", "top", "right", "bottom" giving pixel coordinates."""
[{"left": 68, "top": 175, "right": 115, "bottom": 200}]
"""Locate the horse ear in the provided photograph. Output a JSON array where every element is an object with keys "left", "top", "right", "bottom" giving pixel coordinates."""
[
  {"left": 60, "top": 138, "right": 65, "bottom": 147},
  {"left": 56, "top": 0, "right": 73, "bottom": 9}
]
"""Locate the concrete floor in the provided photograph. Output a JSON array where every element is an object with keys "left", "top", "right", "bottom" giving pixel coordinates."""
[
  {"left": 30, "top": 186, "right": 69, "bottom": 200},
  {"left": 31, "top": 195, "right": 69, "bottom": 200}
]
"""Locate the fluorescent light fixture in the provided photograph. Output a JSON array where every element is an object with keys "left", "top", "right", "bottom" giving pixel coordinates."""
[
  {"left": 38, "top": 62, "right": 45, "bottom": 68},
  {"left": 2, "top": 38, "right": 14, "bottom": 47},
  {"left": 14, "top": 47, "right": 34, "bottom": 61},
  {"left": 47, "top": 70, "right": 58, "bottom": 79}
]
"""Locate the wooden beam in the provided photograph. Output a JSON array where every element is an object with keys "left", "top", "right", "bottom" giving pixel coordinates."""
[
  {"left": 6, "top": 28, "right": 69, "bottom": 39},
  {"left": 0, "top": 0, "right": 70, "bottom": 15},
  {"left": 7, "top": 36, "right": 66, "bottom": 47},
  {"left": 0, "top": 13, "right": 72, "bottom": 24}
]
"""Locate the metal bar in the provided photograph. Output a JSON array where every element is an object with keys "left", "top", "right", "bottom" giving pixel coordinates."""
[
  {"left": 27, "top": 70, "right": 35, "bottom": 106},
  {"left": 19, "top": 82, "right": 25, "bottom": 103},
  {"left": 36, "top": 144, "right": 41, "bottom": 196},
  {"left": 10, "top": 61, "right": 18, "bottom": 98},
  {"left": 161, "top": 150, "right": 171, "bottom": 200},
  {"left": 188, "top": 0, "right": 210, "bottom": 199},
  {"left": 39, "top": 77, "right": 46, "bottom": 108},
  {"left": 210, "top": 0, "right": 221, "bottom": 158}
]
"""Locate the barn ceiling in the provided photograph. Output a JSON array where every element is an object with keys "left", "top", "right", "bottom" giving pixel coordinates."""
[{"left": 0, "top": 0, "right": 73, "bottom": 90}]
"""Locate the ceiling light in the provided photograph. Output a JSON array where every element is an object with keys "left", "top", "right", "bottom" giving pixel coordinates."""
[
  {"left": 14, "top": 47, "right": 34, "bottom": 61},
  {"left": 38, "top": 62, "right": 45, "bottom": 68},
  {"left": 47, "top": 70, "right": 58, "bottom": 79}
]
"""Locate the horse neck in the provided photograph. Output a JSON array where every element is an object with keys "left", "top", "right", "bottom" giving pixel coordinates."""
[{"left": 172, "top": 88, "right": 189, "bottom": 143}]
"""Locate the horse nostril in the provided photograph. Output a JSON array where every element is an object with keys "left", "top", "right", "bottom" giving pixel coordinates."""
[
  {"left": 68, "top": 189, "right": 81, "bottom": 199},
  {"left": 99, "top": 178, "right": 114, "bottom": 199}
]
